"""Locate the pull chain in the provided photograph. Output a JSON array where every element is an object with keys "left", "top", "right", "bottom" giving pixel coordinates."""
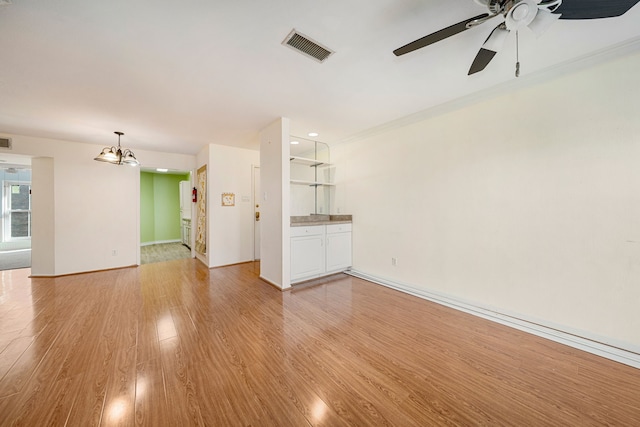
[{"left": 515, "top": 31, "right": 520, "bottom": 78}]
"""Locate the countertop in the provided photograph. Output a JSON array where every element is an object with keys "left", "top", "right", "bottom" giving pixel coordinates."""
[{"left": 290, "top": 214, "right": 352, "bottom": 227}]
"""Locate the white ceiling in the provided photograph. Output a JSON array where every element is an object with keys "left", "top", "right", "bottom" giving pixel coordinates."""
[{"left": 0, "top": 0, "right": 639, "bottom": 155}]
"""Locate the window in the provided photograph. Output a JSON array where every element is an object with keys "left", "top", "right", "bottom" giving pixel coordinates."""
[{"left": 3, "top": 182, "right": 31, "bottom": 240}]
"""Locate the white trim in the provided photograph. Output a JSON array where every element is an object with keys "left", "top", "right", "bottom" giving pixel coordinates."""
[
  {"left": 260, "top": 275, "right": 284, "bottom": 290},
  {"left": 140, "top": 239, "right": 181, "bottom": 247},
  {"left": 338, "top": 36, "right": 640, "bottom": 146},
  {"left": 347, "top": 270, "right": 640, "bottom": 369},
  {"left": 252, "top": 164, "right": 260, "bottom": 261}
]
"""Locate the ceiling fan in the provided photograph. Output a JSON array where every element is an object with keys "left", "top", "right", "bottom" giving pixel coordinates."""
[{"left": 394, "top": 0, "right": 640, "bottom": 76}]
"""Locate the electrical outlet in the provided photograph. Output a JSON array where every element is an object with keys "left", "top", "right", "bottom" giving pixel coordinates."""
[
  {"left": 391, "top": 257, "right": 397, "bottom": 266},
  {"left": 112, "top": 250, "right": 117, "bottom": 256}
]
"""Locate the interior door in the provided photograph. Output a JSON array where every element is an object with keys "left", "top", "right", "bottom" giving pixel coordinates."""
[{"left": 253, "top": 166, "right": 260, "bottom": 260}]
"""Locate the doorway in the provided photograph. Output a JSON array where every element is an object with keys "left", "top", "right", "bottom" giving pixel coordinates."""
[
  {"left": 139, "top": 169, "right": 192, "bottom": 264},
  {"left": 0, "top": 162, "right": 32, "bottom": 271}
]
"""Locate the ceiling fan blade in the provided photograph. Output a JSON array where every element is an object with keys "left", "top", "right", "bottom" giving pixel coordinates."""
[
  {"left": 528, "top": 8, "right": 561, "bottom": 37},
  {"left": 393, "top": 14, "right": 489, "bottom": 56},
  {"left": 468, "top": 24, "right": 509, "bottom": 75},
  {"left": 555, "top": 0, "right": 640, "bottom": 19}
]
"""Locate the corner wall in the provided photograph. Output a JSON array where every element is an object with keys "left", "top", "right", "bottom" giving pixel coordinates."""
[
  {"left": 259, "top": 118, "right": 290, "bottom": 289},
  {"left": 30, "top": 157, "right": 55, "bottom": 275},
  {"left": 334, "top": 50, "right": 640, "bottom": 353}
]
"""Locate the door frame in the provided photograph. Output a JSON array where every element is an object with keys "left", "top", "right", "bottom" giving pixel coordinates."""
[{"left": 252, "top": 165, "right": 260, "bottom": 261}]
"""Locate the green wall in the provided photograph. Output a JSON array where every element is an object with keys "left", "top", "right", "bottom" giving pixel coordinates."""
[{"left": 140, "top": 172, "right": 190, "bottom": 244}]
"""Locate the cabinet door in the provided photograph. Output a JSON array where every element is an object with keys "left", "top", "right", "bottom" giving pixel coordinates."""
[
  {"left": 291, "top": 235, "right": 325, "bottom": 282},
  {"left": 326, "top": 232, "right": 352, "bottom": 273}
]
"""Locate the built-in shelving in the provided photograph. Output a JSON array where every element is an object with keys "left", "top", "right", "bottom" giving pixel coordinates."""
[
  {"left": 290, "top": 137, "right": 332, "bottom": 215},
  {"left": 290, "top": 179, "right": 335, "bottom": 187},
  {"left": 289, "top": 156, "right": 329, "bottom": 167},
  {"left": 290, "top": 155, "right": 333, "bottom": 186}
]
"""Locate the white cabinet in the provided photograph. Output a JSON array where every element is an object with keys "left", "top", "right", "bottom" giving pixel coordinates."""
[
  {"left": 291, "top": 226, "right": 325, "bottom": 282},
  {"left": 291, "top": 223, "right": 351, "bottom": 283},
  {"left": 326, "top": 223, "right": 352, "bottom": 274}
]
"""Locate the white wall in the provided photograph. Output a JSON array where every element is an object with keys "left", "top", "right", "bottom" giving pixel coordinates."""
[
  {"left": 334, "top": 50, "right": 640, "bottom": 351},
  {"left": 207, "top": 144, "right": 260, "bottom": 267},
  {"left": 30, "top": 157, "right": 55, "bottom": 275},
  {"left": 259, "top": 118, "right": 290, "bottom": 289},
  {"left": 4, "top": 133, "right": 196, "bottom": 276}
]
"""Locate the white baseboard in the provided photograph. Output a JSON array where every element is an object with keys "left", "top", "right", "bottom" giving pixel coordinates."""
[
  {"left": 259, "top": 275, "right": 287, "bottom": 290},
  {"left": 140, "top": 239, "right": 181, "bottom": 247},
  {"left": 347, "top": 270, "right": 640, "bottom": 369}
]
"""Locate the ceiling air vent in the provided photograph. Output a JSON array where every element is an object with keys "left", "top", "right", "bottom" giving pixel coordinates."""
[
  {"left": 0, "top": 137, "right": 11, "bottom": 149},
  {"left": 282, "top": 29, "right": 334, "bottom": 63}
]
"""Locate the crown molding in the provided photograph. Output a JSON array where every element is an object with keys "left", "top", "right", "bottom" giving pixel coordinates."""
[{"left": 338, "top": 35, "right": 640, "bottom": 146}]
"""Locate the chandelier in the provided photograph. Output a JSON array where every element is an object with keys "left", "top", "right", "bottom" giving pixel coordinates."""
[{"left": 94, "top": 131, "right": 140, "bottom": 166}]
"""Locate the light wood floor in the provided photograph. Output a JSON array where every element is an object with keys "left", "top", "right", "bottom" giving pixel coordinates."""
[{"left": 1, "top": 261, "right": 639, "bottom": 426}]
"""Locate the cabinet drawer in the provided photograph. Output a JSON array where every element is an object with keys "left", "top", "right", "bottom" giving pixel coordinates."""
[
  {"left": 290, "top": 225, "right": 325, "bottom": 237},
  {"left": 326, "top": 223, "right": 351, "bottom": 234}
]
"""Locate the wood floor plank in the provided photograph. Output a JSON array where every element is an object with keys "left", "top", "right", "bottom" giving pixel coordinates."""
[
  {"left": 101, "top": 340, "right": 136, "bottom": 427},
  {"left": 191, "top": 323, "right": 279, "bottom": 425},
  {"left": 1, "top": 261, "right": 639, "bottom": 426},
  {"left": 159, "top": 337, "right": 204, "bottom": 426},
  {"left": 0, "top": 321, "right": 60, "bottom": 398},
  {"left": 0, "top": 336, "right": 34, "bottom": 384},
  {"left": 0, "top": 320, "right": 88, "bottom": 426},
  {"left": 134, "top": 358, "right": 168, "bottom": 427},
  {"left": 9, "top": 375, "right": 79, "bottom": 426}
]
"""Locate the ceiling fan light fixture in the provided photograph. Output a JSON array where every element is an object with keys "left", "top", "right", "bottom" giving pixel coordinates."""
[
  {"left": 528, "top": 8, "right": 561, "bottom": 37},
  {"left": 506, "top": 0, "right": 538, "bottom": 30},
  {"left": 537, "top": 0, "right": 563, "bottom": 13},
  {"left": 483, "top": 24, "right": 509, "bottom": 52},
  {"left": 395, "top": 0, "right": 634, "bottom": 76},
  {"left": 473, "top": 0, "right": 504, "bottom": 14}
]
